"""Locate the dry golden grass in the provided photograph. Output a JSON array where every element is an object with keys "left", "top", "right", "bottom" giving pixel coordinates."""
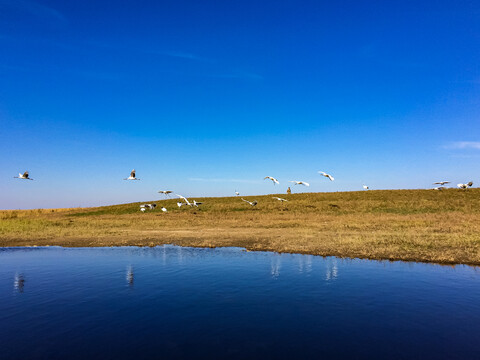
[{"left": 1, "top": 189, "right": 480, "bottom": 265}]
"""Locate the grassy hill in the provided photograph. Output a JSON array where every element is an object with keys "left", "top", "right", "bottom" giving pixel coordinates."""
[{"left": 1, "top": 189, "right": 480, "bottom": 265}]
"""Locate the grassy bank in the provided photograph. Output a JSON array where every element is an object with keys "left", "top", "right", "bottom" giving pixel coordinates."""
[{"left": 1, "top": 189, "right": 480, "bottom": 265}]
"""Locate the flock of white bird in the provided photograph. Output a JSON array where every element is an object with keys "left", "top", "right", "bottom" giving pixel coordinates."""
[{"left": 13, "top": 169, "right": 474, "bottom": 212}]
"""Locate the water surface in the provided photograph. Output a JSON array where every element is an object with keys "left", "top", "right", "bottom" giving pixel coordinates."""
[{"left": 1, "top": 246, "right": 479, "bottom": 359}]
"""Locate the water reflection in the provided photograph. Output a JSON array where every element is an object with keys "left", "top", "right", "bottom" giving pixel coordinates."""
[
  {"left": 14, "top": 273, "right": 25, "bottom": 293},
  {"left": 297, "top": 255, "right": 313, "bottom": 274},
  {"left": 270, "top": 254, "right": 281, "bottom": 278},
  {"left": 126, "top": 266, "right": 134, "bottom": 286},
  {"left": 1, "top": 246, "right": 480, "bottom": 359},
  {"left": 325, "top": 258, "right": 338, "bottom": 281}
]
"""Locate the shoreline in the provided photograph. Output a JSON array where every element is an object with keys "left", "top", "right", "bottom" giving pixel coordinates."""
[
  {"left": 2, "top": 189, "right": 480, "bottom": 266},
  {"left": 1, "top": 241, "right": 478, "bottom": 267}
]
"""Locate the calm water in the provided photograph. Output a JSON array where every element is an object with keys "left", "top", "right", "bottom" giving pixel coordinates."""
[{"left": 1, "top": 246, "right": 479, "bottom": 359}]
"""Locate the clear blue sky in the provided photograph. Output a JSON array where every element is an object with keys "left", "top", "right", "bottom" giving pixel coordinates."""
[{"left": 1, "top": 0, "right": 479, "bottom": 209}]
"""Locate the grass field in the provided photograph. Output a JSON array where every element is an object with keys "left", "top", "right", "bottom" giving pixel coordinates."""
[{"left": 1, "top": 189, "right": 480, "bottom": 265}]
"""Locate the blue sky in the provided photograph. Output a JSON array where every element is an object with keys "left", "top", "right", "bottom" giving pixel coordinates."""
[{"left": 1, "top": 0, "right": 480, "bottom": 209}]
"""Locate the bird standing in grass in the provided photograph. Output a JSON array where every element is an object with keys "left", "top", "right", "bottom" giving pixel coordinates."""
[
  {"left": 14, "top": 171, "right": 33, "bottom": 180},
  {"left": 264, "top": 176, "right": 279, "bottom": 185},
  {"left": 289, "top": 181, "right": 309, "bottom": 186},
  {"left": 241, "top": 198, "right": 258, "bottom": 206},
  {"left": 124, "top": 169, "right": 140, "bottom": 180},
  {"left": 161, "top": 207, "right": 167, "bottom": 212},
  {"left": 318, "top": 171, "right": 334, "bottom": 181}
]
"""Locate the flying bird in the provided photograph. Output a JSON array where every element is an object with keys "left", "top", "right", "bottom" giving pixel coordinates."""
[
  {"left": 158, "top": 190, "right": 173, "bottom": 196},
  {"left": 176, "top": 194, "right": 191, "bottom": 206},
  {"left": 289, "top": 181, "right": 309, "bottom": 186},
  {"left": 318, "top": 171, "right": 334, "bottom": 181},
  {"left": 363, "top": 184, "right": 369, "bottom": 190},
  {"left": 241, "top": 198, "right": 258, "bottom": 206},
  {"left": 235, "top": 190, "right": 240, "bottom": 196},
  {"left": 457, "top": 182, "right": 473, "bottom": 189},
  {"left": 433, "top": 181, "right": 450, "bottom": 185},
  {"left": 14, "top": 171, "right": 33, "bottom": 180},
  {"left": 124, "top": 169, "right": 140, "bottom": 180},
  {"left": 272, "top": 197, "right": 288, "bottom": 202},
  {"left": 264, "top": 176, "right": 279, "bottom": 185}
]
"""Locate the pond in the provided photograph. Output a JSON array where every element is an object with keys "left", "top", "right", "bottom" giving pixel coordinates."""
[{"left": 1, "top": 246, "right": 479, "bottom": 359}]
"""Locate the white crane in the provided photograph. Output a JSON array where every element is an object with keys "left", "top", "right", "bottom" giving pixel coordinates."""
[
  {"left": 161, "top": 207, "right": 167, "bottom": 212},
  {"left": 457, "top": 182, "right": 473, "bottom": 189},
  {"left": 363, "top": 184, "right": 369, "bottom": 190},
  {"left": 124, "top": 169, "right": 140, "bottom": 180},
  {"left": 434, "top": 181, "right": 450, "bottom": 185},
  {"left": 14, "top": 171, "right": 33, "bottom": 180},
  {"left": 140, "top": 207, "right": 146, "bottom": 212},
  {"left": 433, "top": 186, "right": 445, "bottom": 191},
  {"left": 264, "top": 176, "right": 279, "bottom": 185},
  {"left": 318, "top": 171, "right": 334, "bottom": 181},
  {"left": 272, "top": 197, "right": 288, "bottom": 202},
  {"left": 140, "top": 203, "right": 156, "bottom": 210},
  {"left": 289, "top": 181, "right": 309, "bottom": 186},
  {"left": 177, "top": 202, "right": 186, "bottom": 208},
  {"left": 241, "top": 198, "right": 258, "bottom": 206},
  {"left": 176, "top": 194, "right": 191, "bottom": 206},
  {"left": 235, "top": 190, "right": 240, "bottom": 196},
  {"left": 193, "top": 200, "right": 203, "bottom": 207}
]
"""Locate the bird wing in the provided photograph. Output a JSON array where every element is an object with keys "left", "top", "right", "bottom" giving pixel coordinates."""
[
  {"left": 241, "top": 198, "right": 251, "bottom": 204},
  {"left": 327, "top": 175, "right": 334, "bottom": 181},
  {"left": 165, "top": 191, "right": 172, "bottom": 194},
  {"left": 302, "top": 182, "right": 310, "bottom": 186},
  {"left": 176, "top": 194, "right": 190, "bottom": 205}
]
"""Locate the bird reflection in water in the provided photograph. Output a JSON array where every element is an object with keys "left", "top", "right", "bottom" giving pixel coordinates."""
[
  {"left": 297, "top": 255, "right": 313, "bottom": 274},
  {"left": 270, "top": 254, "right": 282, "bottom": 279},
  {"left": 126, "top": 266, "right": 134, "bottom": 286},
  {"left": 14, "top": 273, "right": 25, "bottom": 293},
  {"left": 325, "top": 258, "right": 338, "bottom": 281}
]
